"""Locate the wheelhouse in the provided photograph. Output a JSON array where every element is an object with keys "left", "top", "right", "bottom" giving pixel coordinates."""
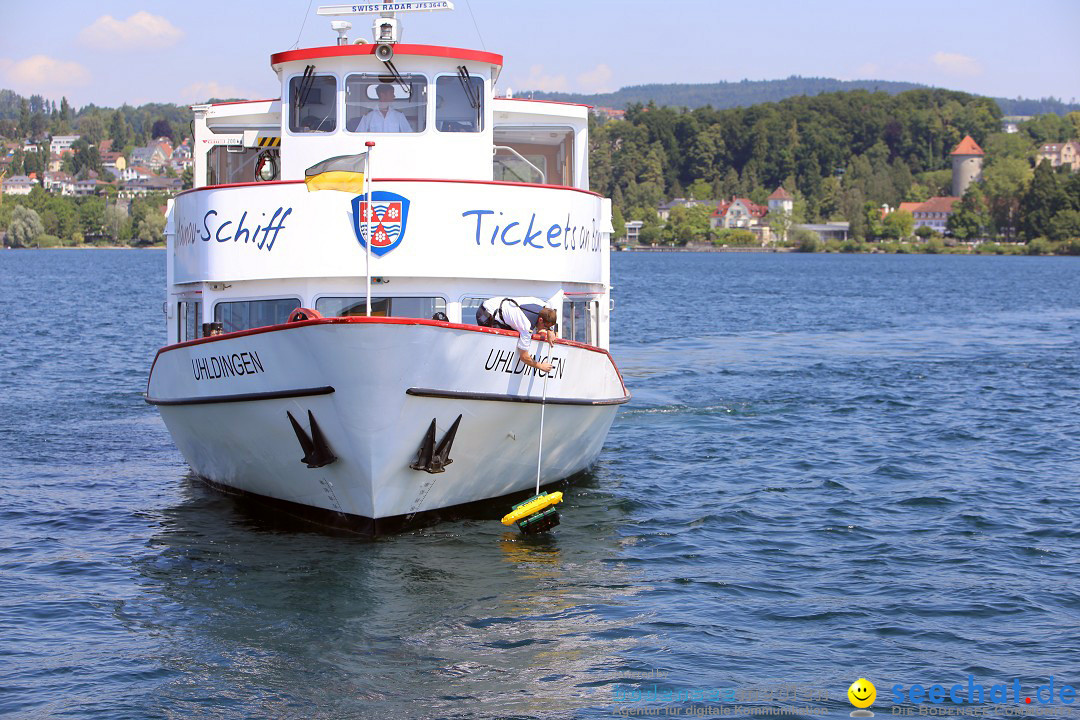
[{"left": 170, "top": 9, "right": 610, "bottom": 351}]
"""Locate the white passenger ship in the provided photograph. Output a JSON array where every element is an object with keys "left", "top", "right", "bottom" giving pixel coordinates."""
[{"left": 146, "top": 2, "right": 627, "bottom": 533}]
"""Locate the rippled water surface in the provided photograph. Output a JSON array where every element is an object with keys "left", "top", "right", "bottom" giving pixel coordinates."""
[{"left": 1, "top": 249, "right": 1078, "bottom": 719}]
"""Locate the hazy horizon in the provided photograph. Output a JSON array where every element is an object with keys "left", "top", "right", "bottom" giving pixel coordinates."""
[{"left": 0, "top": 0, "right": 1077, "bottom": 108}]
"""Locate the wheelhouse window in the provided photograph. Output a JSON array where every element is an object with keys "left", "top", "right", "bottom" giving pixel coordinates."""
[
  {"left": 214, "top": 298, "right": 301, "bottom": 333},
  {"left": 493, "top": 126, "right": 573, "bottom": 186},
  {"left": 345, "top": 74, "right": 427, "bottom": 133},
  {"left": 561, "top": 299, "right": 599, "bottom": 345},
  {"left": 289, "top": 74, "right": 337, "bottom": 133},
  {"left": 316, "top": 296, "right": 446, "bottom": 319},
  {"left": 436, "top": 73, "right": 484, "bottom": 133},
  {"left": 178, "top": 300, "right": 201, "bottom": 342}
]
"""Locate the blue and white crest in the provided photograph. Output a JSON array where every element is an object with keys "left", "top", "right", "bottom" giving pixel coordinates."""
[{"left": 352, "top": 191, "right": 410, "bottom": 256}]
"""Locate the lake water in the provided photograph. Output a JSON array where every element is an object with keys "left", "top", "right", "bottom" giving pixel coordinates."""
[{"left": 1, "top": 249, "right": 1078, "bottom": 719}]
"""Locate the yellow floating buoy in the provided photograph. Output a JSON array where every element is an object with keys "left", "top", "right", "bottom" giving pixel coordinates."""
[
  {"left": 501, "top": 491, "right": 563, "bottom": 526},
  {"left": 503, "top": 340, "right": 564, "bottom": 534}
]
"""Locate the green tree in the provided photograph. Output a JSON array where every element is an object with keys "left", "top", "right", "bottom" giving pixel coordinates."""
[
  {"left": 687, "top": 178, "right": 712, "bottom": 201},
  {"left": 22, "top": 146, "right": 46, "bottom": 178},
  {"left": 713, "top": 228, "right": 757, "bottom": 246},
  {"left": 151, "top": 119, "right": 175, "bottom": 141},
  {"left": 78, "top": 197, "right": 106, "bottom": 237},
  {"left": 104, "top": 204, "right": 127, "bottom": 242},
  {"left": 632, "top": 206, "right": 663, "bottom": 245},
  {"left": 7, "top": 205, "right": 44, "bottom": 247},
  {"left": 109, "top": 109, "right": 132, "bottom": 150},
  {"left": 818, "top": 176, "right": 843, "bottom": 220},
  {"left": 664, "top": 204, "right": 711, "bottom": 245},
  {"left": 1019, "top": 159, "right": 1066, "bottom": 241},
  {"left": 18, "top": 98, "right": 31, "bottom": 136},
  {"left": 983, "top": 131, "right": 1034, "bottom": 162},
  {"left": 882, "top": 210, "right": 915, "bottom": 240},
  {"left": 1048, "top": 209, "right": 1080, "bottom": 242},
  {"left": 982, "top": 156, "right": 1031, "bottom": 239},
  {"left": 611, "top": 205, "right": 626, "bottom": 241},
  {"left": 904, "top": 183, "right": 930, "bottom": 203},
  {"left": 716, "top": 167, "right": 739, "bottom": 200},
  {"left": 917, "top": 169, "right": 952, "bottom": 196},
  {"left": 791, "top": 226, "right": 819, "bottom": 252},
  {"left": 863, "top": 201, "right": 885, "bottom": 240},
  {"left": 136, "top": 211, "right": 166, "bottom": 245},
  {"left": 915, "top": 225, "right": 935, "bottom": 240},
  {"left": 77, "top": 112, "right": 107, "bottom": 146},
  {"left": 947, "top": 184, "right": 990, "bottom": 240},
  {"left": 60, "top": 97, "right": 73, "bottom": 127},
  {"left": 29, "top": 110, "right": 47, "bottom": 139},
  {"left": 70, "top": 138, "right": 103, "bottom": 176}
]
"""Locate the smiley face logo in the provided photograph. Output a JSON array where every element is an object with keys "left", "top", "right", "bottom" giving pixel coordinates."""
[{"left": 848, "top": 678, "right": 876, "bottom": 715}]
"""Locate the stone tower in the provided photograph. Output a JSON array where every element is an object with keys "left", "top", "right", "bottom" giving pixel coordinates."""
[{"left": 951, "top": 135, "right": 984, "bottom": 197}]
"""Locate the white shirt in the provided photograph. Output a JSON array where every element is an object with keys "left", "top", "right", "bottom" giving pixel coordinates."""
[
  {"left": 354, "top": 107, "right": 413, "bottom": 133},
  {"left": 481, "top": 296, "right": 550, "bottom": 352}
]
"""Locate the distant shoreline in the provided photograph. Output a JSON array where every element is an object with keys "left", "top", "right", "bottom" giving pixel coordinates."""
[
  {"left": 619, "top": 245, "right": 795, "bottom": 253},
  {"left": 615, "top": 243, "right": 1078, "bottom": 257},
  {"left": 3, "top": 245, "right": 166, "bottom": 250}
]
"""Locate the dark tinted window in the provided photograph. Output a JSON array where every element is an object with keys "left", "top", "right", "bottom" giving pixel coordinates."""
[
  {"left": 436, "top": 75, "right": 483, "bottom": 133},
  {"left": 289, "top": 75, "right": 337, "bottom": 133},
  {"left": 214, "top": 299, "right": 301, "bottom": 332},
  {"left": 179, "top": 300, "right": 201, "bottom": 341},
  {"left": 316, "top": 296, "right": 446, "bottom": 319}
]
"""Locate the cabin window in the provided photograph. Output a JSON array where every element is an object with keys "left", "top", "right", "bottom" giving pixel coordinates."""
[
  {"left": 461, "top": 296, "right": 488, "bottom": 324},
  {"left": 493, "top": 126, "right": 574, "bottom": 186},
  {"left": 213, "top": 298, "right": 301, "bottom": 333},
  {"left": 315, "top": 296, "right": 446, "bottom": 319},
  {"left": 561, "top": 299, "right": 598, "bottom": 345},
  {"left": 289, "top": 74, "right": 337, "bottom": 133},
  {"left": 435, "top": 74, "right": 484, "bottom": 133},
  {"left": 345, "top": 74, "right": 427, "bottom": 133},
  {"left": 178, "top": 300, "right": 201, "bottom": 342},
  {"left": 206, "top": 146, "right": 265, "bottom": 185}
]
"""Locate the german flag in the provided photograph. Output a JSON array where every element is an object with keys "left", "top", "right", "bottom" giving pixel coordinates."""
[{"left": 304, "top": 153, "right": 366, "bottom": 192}]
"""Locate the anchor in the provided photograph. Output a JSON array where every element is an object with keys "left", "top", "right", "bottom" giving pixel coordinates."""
[
  {"left": 410, "top": 414, "right": 462, "bottom": 474},
  {"left": 287, "top": 409, "right": 338, "bottom": 468}
]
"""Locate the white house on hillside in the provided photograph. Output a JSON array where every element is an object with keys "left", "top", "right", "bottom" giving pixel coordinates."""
[
  {"left": 2, "top": 175, "right": 36, "bottom": 195},
  {"left": 767, "top": 186, "right": 793, "bottom": 215},
  {"left": 49, "top": 135, "right": 80, "bottom": 155}
]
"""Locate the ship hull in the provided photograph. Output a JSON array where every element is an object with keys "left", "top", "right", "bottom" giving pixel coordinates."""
[{"left": 147, "top": 317, "right": 627, "bottom": 530}]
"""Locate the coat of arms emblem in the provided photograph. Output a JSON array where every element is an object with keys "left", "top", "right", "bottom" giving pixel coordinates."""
[{"left": 352, "top": 191, "right": 410, "bottom": 256}]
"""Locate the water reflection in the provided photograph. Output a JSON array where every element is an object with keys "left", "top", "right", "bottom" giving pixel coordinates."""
[{"left": 128, "top": 471, "right": 644, "bottom": 718}]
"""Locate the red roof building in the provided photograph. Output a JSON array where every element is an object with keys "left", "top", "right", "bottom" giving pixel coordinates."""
[
  {"left": 767, "top": 186, "right": 794, "bottom": 216},
  {"left": 950, "top": 135, "right": 984, "bottom": 156},
  {"left": 710, "top": 197, "right": 768, "bottom": 230},
  {"left": 907, "top": 196, "right": 960, "bottom": 234},
  {"left": 1037, "top": 141, "right": 1080, "bottom": 171}
]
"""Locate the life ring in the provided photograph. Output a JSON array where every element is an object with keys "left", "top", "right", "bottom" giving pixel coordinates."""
[{"left": 288, "top": 307, "right": 323, "bottom": 323}]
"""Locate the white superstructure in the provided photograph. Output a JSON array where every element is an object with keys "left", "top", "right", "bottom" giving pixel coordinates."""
[{"left": 147, "top": 3, "right": 625, "bottom": 533}]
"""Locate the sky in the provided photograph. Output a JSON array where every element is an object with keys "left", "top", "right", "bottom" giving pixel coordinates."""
[{"left": 0, "top": 0, "right": 1078, "bottom": 108}]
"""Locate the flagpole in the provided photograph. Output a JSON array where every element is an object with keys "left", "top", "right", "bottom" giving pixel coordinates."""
[{"left": 365, "top": 141, "right": 375, "bottom": 317}]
